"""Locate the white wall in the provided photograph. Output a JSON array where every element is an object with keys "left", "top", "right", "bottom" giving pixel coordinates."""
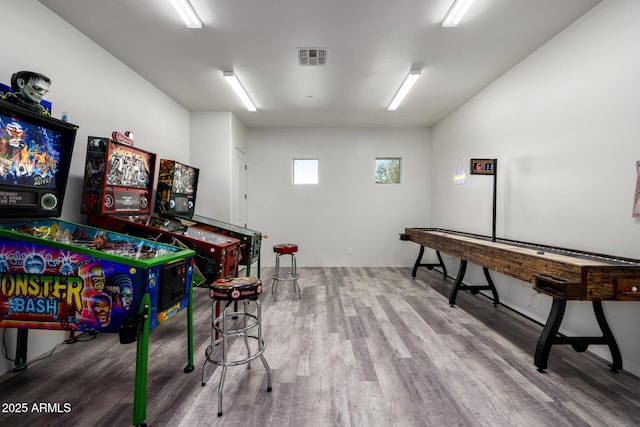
[
  {"left": 231, "top": 115, "right": 248, "bottom": 226},
  {"left": 231, "top": 113, "right": 248, "bottom": 153},
  {"left": 190, "top": 112, "right": 234, "bottom": 221},
  {"left": 247, "top": 127, "right": 431, "bottom": 267},
  {"left": 190, "top": 112, "right": 248, "bottom": 224},
  {"left": 430, "top": 0, "right": 640, "bottom": 376},
  {"left": 0, "top": 0, "right": 190, "bottom": 375}
]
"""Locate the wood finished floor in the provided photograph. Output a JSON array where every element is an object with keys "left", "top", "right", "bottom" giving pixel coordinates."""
[{"left": 2, "top": 267, "right": 640, "bottom": 426}]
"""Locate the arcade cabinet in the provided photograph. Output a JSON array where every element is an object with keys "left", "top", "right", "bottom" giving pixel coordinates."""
[
  {"left": 0, "top": 99, "right": 196, "bottom": 427},
  {"left": 172, "top": 213, "right": 262, "bottom": 278},
  {"left": 83, "top": 143, "right": 241, "bottom": 286},
  {"left": 155, "top": 159, "right": 263, "bottom": 278}
]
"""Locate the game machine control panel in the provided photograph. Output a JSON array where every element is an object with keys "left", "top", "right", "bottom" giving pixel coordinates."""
[{"left": 94, "top": 213, "right": 241, "bottom": 286}]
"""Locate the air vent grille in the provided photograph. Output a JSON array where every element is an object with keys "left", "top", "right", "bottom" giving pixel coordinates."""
[{"left": 298, "top": 48, "right": 328, "bottom": 66}]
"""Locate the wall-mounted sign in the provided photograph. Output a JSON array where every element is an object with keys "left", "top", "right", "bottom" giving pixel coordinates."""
[{"left": 470, "top": 158, "right": 496, "bottom": 175}]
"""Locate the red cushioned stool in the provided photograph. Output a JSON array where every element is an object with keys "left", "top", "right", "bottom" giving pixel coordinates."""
[
  {"left": 201, "top": 277, "right": 272, "bottom": 416},
  {"left": 271, "top": 243, "right": 300, "bottom": 301}
]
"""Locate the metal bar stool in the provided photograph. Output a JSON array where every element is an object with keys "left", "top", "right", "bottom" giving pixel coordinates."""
[
  {"left": 271, "top": 243, "right": 300, "bottom": 301},
  {"left": 201, "top": 277, "right": 272, "bottom": 417}
]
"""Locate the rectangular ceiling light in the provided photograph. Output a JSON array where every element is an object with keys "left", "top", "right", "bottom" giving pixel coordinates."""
[
  {"left": 169, "top": 0, "right": 202, "bottom": 28},
  {"left": 442, "top": 0, "right": 477, "bottom": 27},
  {"left": 223, "top": 71, "right": 257, "bottom": 112},
  {"left": 388, "top": 69, "right": 421, "bottom": 111}
]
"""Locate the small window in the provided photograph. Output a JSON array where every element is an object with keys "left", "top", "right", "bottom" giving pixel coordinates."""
[
  {"left": 293, "top": 158, "right": 318, "bottom": 184},
  {"left": 375, "top": 158, "right": 401, "bottom": 184}
]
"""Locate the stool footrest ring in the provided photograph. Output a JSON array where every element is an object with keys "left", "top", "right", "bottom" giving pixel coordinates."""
[
  {"left": 211, "top": 312, "right": 259, "bottom": 335},
  {"left": 271, "top": 273, "right": 300, "bottom": 281},
  {"left": 204, "top": 336, "right": 267, "bottom": 367}
]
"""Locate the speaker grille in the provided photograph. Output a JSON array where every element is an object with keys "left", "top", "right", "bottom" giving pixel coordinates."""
[{"left": 40, "top": 193, "right": 58, "bottom": 210}]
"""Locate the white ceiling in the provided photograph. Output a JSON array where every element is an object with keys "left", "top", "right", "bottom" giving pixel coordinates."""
[{"left": 38, "top": 0, "right": 601, "bottom": 128}]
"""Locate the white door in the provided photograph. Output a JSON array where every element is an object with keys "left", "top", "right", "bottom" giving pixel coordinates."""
[{"left": 231, "top": 148, "right": 247, "bottom": 227}]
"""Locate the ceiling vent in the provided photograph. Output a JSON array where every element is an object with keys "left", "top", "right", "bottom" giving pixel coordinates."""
[{"left": 298, "top": 48, "right": 328, "bottom": 66}]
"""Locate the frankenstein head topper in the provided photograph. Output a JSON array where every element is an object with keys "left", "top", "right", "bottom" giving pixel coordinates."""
[{"left": 2, "top": 71, "right": 51, "bottom": 116}]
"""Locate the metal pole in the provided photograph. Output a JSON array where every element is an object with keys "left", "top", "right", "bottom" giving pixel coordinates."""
[{"left": 492, "top": 159, "right": 497, "bottom": 242}]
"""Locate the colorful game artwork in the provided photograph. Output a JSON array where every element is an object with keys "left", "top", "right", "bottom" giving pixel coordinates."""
[
  {"left": 0, "top": 110, "right": 61, "bottom": 189},
  {"left": 155, "top": 159, "right": 199, "bottom": 216},
  {"left": 0, "top": 242, "right": 139, "bottom": 333}
]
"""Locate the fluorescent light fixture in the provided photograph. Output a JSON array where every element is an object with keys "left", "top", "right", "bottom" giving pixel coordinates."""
[
  {"left": 169, "top": 0, "right": 202, "bottom": 28},
  {"left": 223, "top": 71, "right": 257, "bottom": 112},
  {"left": 387, "top": 69, "right": 421, "bottom": 111},
  {"left": 442, "top": 0, "right": 477, "bottom": 27}
]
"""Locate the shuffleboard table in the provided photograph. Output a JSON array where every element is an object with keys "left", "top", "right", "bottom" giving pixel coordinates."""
[{"left": 401, "top": 227, "right": 640, "bottom": 372}]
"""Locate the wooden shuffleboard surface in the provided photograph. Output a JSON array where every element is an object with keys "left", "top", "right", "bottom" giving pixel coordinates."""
[{"left": 405, "top": 228, "right": 640, "bottom": 301}]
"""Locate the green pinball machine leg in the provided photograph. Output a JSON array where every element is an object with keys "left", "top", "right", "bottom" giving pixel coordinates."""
[
  {"left": 245, "top": 251, "right": 252, "bottom": 277},
  {"left": 184, "top": 277, "right": 195, "bottom": 373},
  {"left": 256, "top": 247, "right": 261, "bottom": 279},
  {"left": 132, "top": 293, "right": 151, "bottom": 427},
  {"left": 13, "top": 329, "right": 28, "bottom": 372}
]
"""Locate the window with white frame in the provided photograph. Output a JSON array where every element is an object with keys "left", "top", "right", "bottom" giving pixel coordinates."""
[
  {"left": 293, "top": 158, "right": 319, "bottom": 184},
  {"left": 375, "top": 158, "right": 401, "bottom": 184}
]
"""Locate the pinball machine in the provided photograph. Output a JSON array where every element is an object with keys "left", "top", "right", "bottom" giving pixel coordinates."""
[
  {"left": 0, "top": 99, "right": 196, "bottom": 427},
  {"left": 167, "top": 213, "right": 262, "bottom": 278},
  {"left": 84, "top": 154, "right": 241, "bottom": 286},
  {"left": 154, "top": 158, "right": 262, "bottom": 278}
]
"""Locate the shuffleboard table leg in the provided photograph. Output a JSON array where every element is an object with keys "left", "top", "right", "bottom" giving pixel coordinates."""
[
  {"left": 411, "top": 246, "right": 447, "bottom": 279},
  {"left": 482, "top": 267, "right": 500, "bottom": 306},
  {"left": 447, "top": 262, "right": 499, "bottom": 306},
  {"left": 534, "top": 298, "right": 566, "bottom": 372},
  {"left": 411, "top": 245, "right": 426, "bottom": 278},
  {"left": 448, "top": 260, "right": 468, "bottom": 306},
  {"left": 435, "top": 251, "right": 448, "bottom": 278},
  {"left": 593, "top": 301, "right": 622, "bottom": 372},
  {"left": 534, "top": 299, "right": 622, "bottom": 372}
]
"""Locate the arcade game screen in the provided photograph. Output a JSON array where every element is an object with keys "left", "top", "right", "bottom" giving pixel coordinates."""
[
  {"left": 0, "top": 99, "right": 76, "bottom": 217},
  {"left": 105, "top": 141, "right": 152, "bottom": 189},
  {"left": 82, "top": 136, "right": 156, "bottom": 215},
  {"left": 155, "top": 158, "right": 199, "bottom": 217},
  {"left": 0, "top": 111, "right": 60, "bottom": 188}
]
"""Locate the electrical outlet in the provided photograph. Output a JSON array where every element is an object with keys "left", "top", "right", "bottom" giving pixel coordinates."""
[{"left": 347, "top": 248, "right": 353, "bottom": 255}]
